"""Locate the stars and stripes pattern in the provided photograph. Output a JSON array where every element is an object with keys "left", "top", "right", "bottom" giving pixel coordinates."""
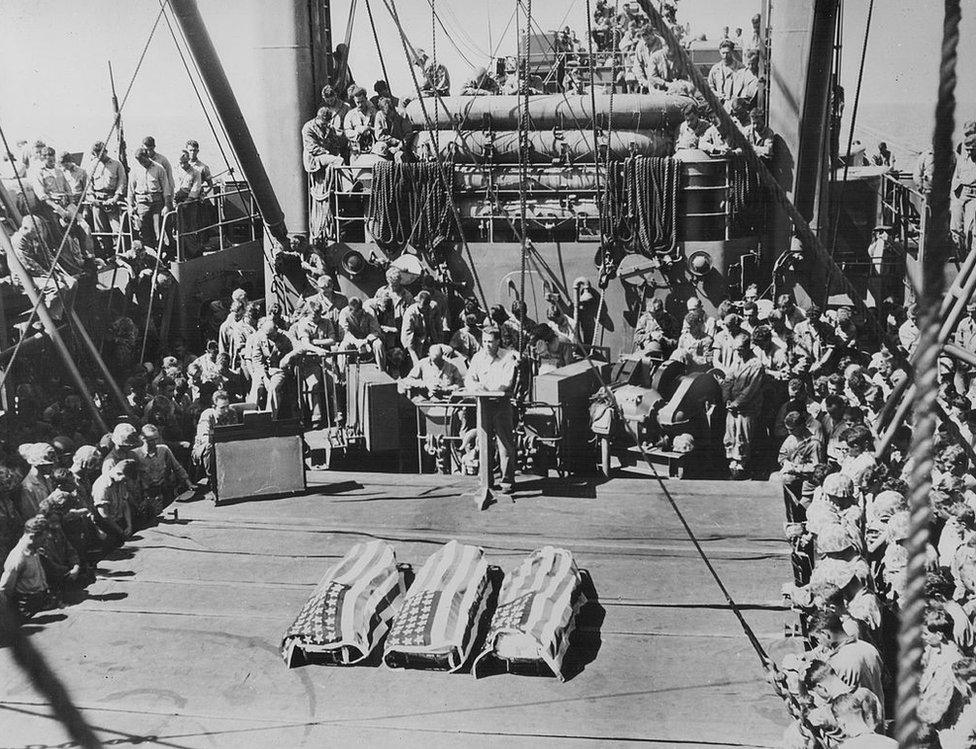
[
  {"left": 384, "top": 540, "right": 490, "bottom": 673},
  {"left": 282, "top": 540, "right": 406, "bottom": 667},
  {"left": 473, "top": 546, "right": 585, "bottom": 681}
]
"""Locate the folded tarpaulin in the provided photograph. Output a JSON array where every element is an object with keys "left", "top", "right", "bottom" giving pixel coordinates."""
[
  {"left": 473, "top": 546, "right": 585, "bottom": 681},
  {"left": 281, "top": 540, "right": 406, "bottom": 667},
  {"left": 383, "top": 540, "right": 490, "bottom": 673}
]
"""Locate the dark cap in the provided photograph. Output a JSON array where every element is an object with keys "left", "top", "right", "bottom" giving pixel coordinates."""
[{"left": 142, "top": 135, "right": 156, "bottom": 147}]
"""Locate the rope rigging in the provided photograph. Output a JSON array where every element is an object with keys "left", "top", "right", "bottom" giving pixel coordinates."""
[
  {"left": 516, "top": 0, "right": 532, "bottom": 355},
  {"left": 363, "top": 0, "right": 390, "bottom": 92},
  {"left": 823, "top": 0, "right": 876, "bottom": 298},
  {"left": 380, "top": 0, "right": 489, "bottom": 311},
  {"left": 368, "top": 161, "right": 456, "bottom": 250},
  {"left": 896, "top": 3, "right": 960, "bottom": 746},
  {"left": 160, "top": 0, "right": 286, "bottom": 307},
  {"left": 0, "top": 6, "right": 165, "bottom": 395}
]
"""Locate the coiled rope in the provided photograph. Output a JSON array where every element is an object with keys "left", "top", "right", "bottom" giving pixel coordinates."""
[
  {"left": 896, "top": 1, "right": 960, "bottom": 747},
  {"left": 369, "top": 161, "right": 455, "bottom": 251},
  {"left": 599, "top": 156, "right": 679, "bottom": 257}
]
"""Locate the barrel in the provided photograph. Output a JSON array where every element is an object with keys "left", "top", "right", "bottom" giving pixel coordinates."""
[
  {"left": 405, "top": 93, "right": 694, "bottom": 132},
  {"left": 677, "top": 150, "right": 729, "bottom": 241},
  {"left": 413, "top": 129, "right": 674, "bottom": 164}
]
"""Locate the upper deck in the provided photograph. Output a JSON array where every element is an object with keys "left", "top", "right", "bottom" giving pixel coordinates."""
[{"left": 0, "top": 471, "right": 796, "bottom": 748}]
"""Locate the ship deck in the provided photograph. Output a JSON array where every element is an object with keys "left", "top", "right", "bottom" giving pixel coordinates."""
[{"left": 0, "top": 470, "right": 799, "bottom": 748}]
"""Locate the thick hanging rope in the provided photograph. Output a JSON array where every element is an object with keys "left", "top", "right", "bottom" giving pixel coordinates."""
[
  {"left": 369, "top": 161, "right": 455, "bottom": 250},
  {"left": 381, "top": 0, "right": 489, "bottom": 311},
  {"left": 517, "top": 0, "right": 532, "bottom": 354},
  {"left": 896, "top": 2, "right": 960, "bottom": 746},
  {"left": 599, "top": 156, "right": 679, "bottom": 258}
]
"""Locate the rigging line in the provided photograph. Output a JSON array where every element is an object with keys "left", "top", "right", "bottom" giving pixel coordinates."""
[
  {"left": 382, "top": 0, "right": 489, "bottom": 310},
  {"left": 822, "top": 0, "right": 875, "bottom": 298},
  {"left": 363, "top": 0, "right": 391, "bottom": 89},
  {"left": 0, "top": 6, "right": 165, "bottom": 392},
  {"left": 584, "top": 0, "right": 607, "bottom": 347},
  {"left": 158, "top": 0, "right": 235, "bottom": 180},
  {"left": 897, "top": 4, "right": 960, "bottom": 747},
  {"left": 163, "top": 0, "right": 285, "bottom": 300},
  {"left": 517, "top": 0, "right": 532, "bottom": 356},
  {"left": 558, "top": 0, "right": 581, "bottom": 31},
  {"left": 423, "top": 0, "right": 481, "bottom": 67},
  {"left": 436, "top": 0, "right": 492, "bottom": 58},
  {"left": 536, "top": 283, "right": 827, "bottom": 743}
]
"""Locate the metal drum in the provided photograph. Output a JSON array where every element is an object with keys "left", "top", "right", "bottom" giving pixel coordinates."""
[{"left": 678, "top": 152, "right": 729, "bottom": 242}]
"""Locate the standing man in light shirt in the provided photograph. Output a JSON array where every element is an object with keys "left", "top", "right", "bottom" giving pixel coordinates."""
[
  {"left": 175, "top": 150, "right": 204, "bottom": 201},
  {"left": 707, "top": 39, "right": 744, "bottom": 109},
  {"left": 184, "top": 139, "right": 213, "bottom": 190},
  {"left": 85, "top": 141, "right": 127, "bottom": 256},
  {"left": 464, "top": 327, "right": 519, "bottom": 496},
  {"left": 141, "top": 135, "right": 174, "bottom": 194},
  {"left": 171, "top": 150, "right": 205, "bottom": 256},
  {"left": 58, "top": 152, "right": 87, "bottom": 204},
  {"left": 128, "top": 147, "right": 173, "bottom": 248},
  {"left": 29, "top": 146, "right": 71, "bottom": 221}
]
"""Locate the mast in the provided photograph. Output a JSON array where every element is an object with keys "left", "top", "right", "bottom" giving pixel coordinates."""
[{"left": 168, "top": 0, "right": 292, "bottom": 246}]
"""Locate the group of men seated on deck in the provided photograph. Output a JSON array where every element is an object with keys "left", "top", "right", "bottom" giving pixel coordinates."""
[{"left": 631, "top": 279, "right": 976, "bottom": 743}]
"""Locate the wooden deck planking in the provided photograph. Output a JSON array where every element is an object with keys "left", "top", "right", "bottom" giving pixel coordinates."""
[{"left": 0, "top": 472, "right": 797, "bottom": 747}]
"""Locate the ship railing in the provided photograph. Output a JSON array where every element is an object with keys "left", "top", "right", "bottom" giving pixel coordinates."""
[
  {"left": 316, "top": 157, "right": 757, "bottom": 246},
  {"left": 321, "top": 163, "right": 606, "bottom": 245},
  {"left": 171, "top": 182, "right": 261, "bottom": 263},
  {"left": 878, "top": 171, "right": 927, "bottom": 263}
]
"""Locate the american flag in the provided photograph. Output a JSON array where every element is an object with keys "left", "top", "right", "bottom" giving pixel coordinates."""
[
  {"left": 473, "top": 546, "right": 585, "bottom": 681},
  {"left": 384, "top": 540, "right": 490, "bottom": 673},
  {"left": 282, "top": 540, "right": 406, "bottom": 667}
]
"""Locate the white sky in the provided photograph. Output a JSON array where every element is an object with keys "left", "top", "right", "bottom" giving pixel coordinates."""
[{"left": 0, "top": 0, "right": 971, "bottom": 167}]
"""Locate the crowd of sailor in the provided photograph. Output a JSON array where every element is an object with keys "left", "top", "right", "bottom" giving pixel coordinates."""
[{"left": 301, "top": 4, "right": 770, "bottom": 171}]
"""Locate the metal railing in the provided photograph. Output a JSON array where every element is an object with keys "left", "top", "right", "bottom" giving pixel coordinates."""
[
  {"left": 78, "top": 182, "right": 261, "bottom": 263},
  {"left": 318, "top": 158, "right": 752, "bottom": 247},
  {"left": 172, "top": 182, "right": 260, "bottom": 262},
  {"left": 879, "top": 172, "right": 927, "bottom": 263}
]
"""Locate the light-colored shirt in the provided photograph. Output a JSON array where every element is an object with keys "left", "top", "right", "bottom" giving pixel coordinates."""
[
  {"left": 343, "top": 104, "right": 377, "bottom": 143},
  {"left": 92, "top": 474, "right": 128, "bottom": 523},
  {"left": 29, "top": 163, "right": 69, "bottom": 203},
  {"left": 675, "top": 120, "right": 709, "bottom": 150},
  {"left": 465, "top": 347, "right": 517, "bottom": 393},
  {"left": 61, "top": 164, "right": 88, "bottom": 199},
  {"left": 135, "top": 444, "right": 189, "bottom": 487},
  {"left": 0, "top": 536, "right": 47, "bottom": 597},
  {"left": 420, "top": 62, "right": 451, "bottom": 96},
  {"left": 149, "top": 152, "right": 175, "bottom": 193},
  {"left": 87, "top": 156, "right": 127, "bottom": 200},
  {"left": 338, "top": 306, "right": 381, "bottom": 340},
  {"left": 175, "top": 163, "right": 204, "bottom": 199},
  {"left": 405, "top": 358, "right": 463, "bottom": 391},
  {"left": 699, "top": 124, "right": 729, "bottom": 153},
  {"left": 707, "top": 60, "right": 745, "bottom": 102},
  {"left": 128, "top": 160, "right": 172, "bottom": 202}
]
